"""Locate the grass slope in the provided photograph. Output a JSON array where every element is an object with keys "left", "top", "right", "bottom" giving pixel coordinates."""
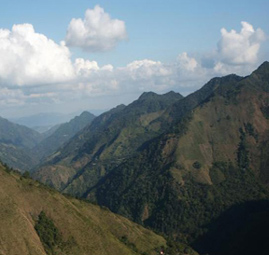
[{"left": 0, "top": 164, "right": 167, "bottom": 255}]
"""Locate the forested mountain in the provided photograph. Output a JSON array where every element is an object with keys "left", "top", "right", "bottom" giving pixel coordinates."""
[
  {"left": 33, "top": 61, "right": 269, "bottom": 255},
  {"left": 0, "top": 117, "right": 42, "bottom": 170},
  {"left": 89, "top": 61, "right": 269, "bottom": 254},
  {"left": 32, "top": 111, "right": 95, "bottom": 161},
  {"left": 33, "top": 91, "right": 184, "bottom": 192},
  {"left": 1, "top": 163, "right": 189, "bottom": 255}
]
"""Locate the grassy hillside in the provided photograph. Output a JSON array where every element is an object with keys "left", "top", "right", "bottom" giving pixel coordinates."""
[{"left": 0, "top": 163, "right": 171, "bottom": 255}]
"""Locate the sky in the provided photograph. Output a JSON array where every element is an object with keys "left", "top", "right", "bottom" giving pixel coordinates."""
[{"left": 0, "top": 0, "right": 268, "bottom": 118}]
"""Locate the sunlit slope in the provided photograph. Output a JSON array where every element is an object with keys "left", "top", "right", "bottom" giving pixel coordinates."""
[{"left": 0, "top": 164, "right": 166, "bottom": 255}]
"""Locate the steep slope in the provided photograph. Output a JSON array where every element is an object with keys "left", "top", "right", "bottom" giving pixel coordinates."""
[
  {"left": 33, "top": 91, "right": 184, "bottom": 193},
  {"left": 0, "top": 164, "right": 170, "bottom": 255},
  {"left": 32, "top": 111, "right": 95, "bottom": 161},
  {"left": 0, "top": 117, "right": 42, "bottom": 170},
  {"left": 88, "top": 62, "right": 269, "bottom": 253},
  {"left": 166, "top": 73, "right": 243, "bottom": 122}
]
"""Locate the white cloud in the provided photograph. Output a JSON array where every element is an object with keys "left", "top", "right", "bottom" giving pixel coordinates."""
[
  {"left": 0, "top": 20, "right": 267, "bottom": 114},
  {"left": 0, "top": 24, "right": 75, "bottom": 87},
  {"left": 65, "top": 5, "right": 127, "bottom": 52},
  {"left": 74, "top": 58, "right": 100, "bottom": 77},
  {"left": 177, "top": 52, "right": 198, "bottom": 71},
  {"left": 0, "top": 88, "right": 25, "bottom": 106},
  {"left": 217, "top": 21, "right": 266, "bottom": 66},
  {"left": 125, "top": 59, "right": 172, "bottom": 79}
]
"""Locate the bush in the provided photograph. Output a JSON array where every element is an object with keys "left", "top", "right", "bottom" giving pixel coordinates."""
[
  {"left": 35, "top": 211, "right": 62, "bottom": 255},
  {"left": 193, "top": 161, "right": 202, "bottom": 169}
]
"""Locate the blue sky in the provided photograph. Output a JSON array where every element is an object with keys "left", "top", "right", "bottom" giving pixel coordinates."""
[{"left": 0, "top": 0, "right": 268, "bottom": 117}]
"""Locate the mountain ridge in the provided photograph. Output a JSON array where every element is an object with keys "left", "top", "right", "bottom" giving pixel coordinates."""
[
  {"left": 31, "top": 111, "right": 95, "bottom": 161},
  {"left": 33, "top": 91, "right": 184, "bottom": 192},
  {"left": 0, "top": 116, "right": 43, "bottom": 170}
]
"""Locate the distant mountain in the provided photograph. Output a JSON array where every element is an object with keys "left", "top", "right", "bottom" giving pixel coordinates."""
[
  {"left": 32, "top": 111, "right": 95, "bottom": 161},
  {"left": 0, "top": 163, "right": 179, "bottom": 255},
  {"left": 33, "top": 91, "right": 184, "bottom": 193},
  {"left": 41, "top": 123, "right": 62, "bottom": 139},
  {"left": 0, "top": 111, "right": 96, "bottom": 171},
  {"left": 10, "top": 111, "right": 82, "bottom": 131},
  {"left": 32, "top": 124, "right": 60, "bottom": 134},
  {"left": 0, "top": 117, "right": 42, "bottom": 170}
]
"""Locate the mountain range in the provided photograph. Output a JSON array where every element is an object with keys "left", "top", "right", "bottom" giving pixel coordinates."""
[
  {"left": 0, "top": 116, "right": 42, "bottom": 170},
  {"left": 32, "top": 61, "right": 269, "bottom": 255},
  {"left": 10, "top": 111, "right": 83, "bottom": 132},
  {"left": 0, "top": 62, "right": 268, "bottom": 255},
  {"left": 33, "top": 91, "right": 183, "bottom": 192},
  {"left": 0, "top": 111, "right": 95, "bottom": 170}
]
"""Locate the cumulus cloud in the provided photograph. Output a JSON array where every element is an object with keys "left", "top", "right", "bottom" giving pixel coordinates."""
[
  {"left": 65, "top": 5, "right": 127, "bottom": 52},
  {"left": 125, "top": 60, "right": 171, "bottom": 79},
  {"left": 217, "top": 21, "right": 266, "bottom": 66},
  {"left": 177, "top": 52, "right": 198, "bottom": 71},
  {"left": 0, "top": 20, "right": 267, "bottom": 114},
  {"left": 0, "top": 24, "right": 74, "bottom": 87}
]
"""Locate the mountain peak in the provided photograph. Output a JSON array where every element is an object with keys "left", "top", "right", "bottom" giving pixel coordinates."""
[
  {"left": 164, "top": 90, "right": 184, "bottom": 98},
  {"left": 252, "top": 61, "right": 269, "bottom": 76},
  {"left": 79, "top": 111, "right": 95, "bottom": 118},
  {"left": 138, "top": 91, "right": 158, "bottom": 100},
  {"left": 138, "top": 91, "right": 183, "bottom": 101}
]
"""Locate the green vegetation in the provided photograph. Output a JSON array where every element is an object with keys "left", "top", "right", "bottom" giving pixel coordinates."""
[
  {"left": 192, "top": 161, "right": 201, "bottom": 169},
  {"left": 35, "top": 211, "right": 63, "bottom": 255},
  {"left": 119, "top": 235, "right": 138, "bottom": 253},
  {"left": 261, "top": 105, "right": 269, "bottom": 119},
  {"left": 95, "top": 157, "right": 268, "bottom": 246},
  {"left": 22, "top": 171, "right": 31, "bottom": 179},
  {"left": 244, "top": 122, "right": 259, "bottom": 141},
  {"left": 237, "top": 128, "right": 249, "bottom": 170}
]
